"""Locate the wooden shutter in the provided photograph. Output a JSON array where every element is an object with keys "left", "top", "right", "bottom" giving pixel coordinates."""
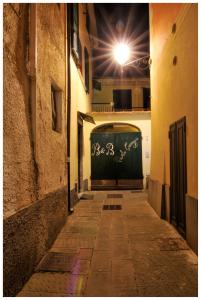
[{"left": 84, "top": 47, "right": 89, "bottom": 93}]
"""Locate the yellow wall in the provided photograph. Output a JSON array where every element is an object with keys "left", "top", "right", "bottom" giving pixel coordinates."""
[
  {"left": 84, "top": 112, "right": 151, "bottom": 189},
  {"left": 94, "top": 78, "right": 149, "bottom": 108},
  {"left": 70, "top": 4, "right": 95, "bottom": 190},
  {"left": 150, "top": 4, "right": 198, "bottom": 198}
]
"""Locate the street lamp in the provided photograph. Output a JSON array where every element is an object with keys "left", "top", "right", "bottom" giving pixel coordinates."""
[
  {"left": 113, "top": 42, "right": 130, "bottom": 66},
  {"left": 113, "top": 41, "right": 150, "bottom": 70}
]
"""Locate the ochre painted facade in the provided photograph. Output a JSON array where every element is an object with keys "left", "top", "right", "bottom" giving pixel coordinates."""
[
  {"left": 70, "top": 4, "right": 97, "bottom": 196},
  {"left": 149, "top": 3, "right": 198, "bottom": 252},
  {"left": 150, "top": 3, "right": 197, "bottom": 197}
]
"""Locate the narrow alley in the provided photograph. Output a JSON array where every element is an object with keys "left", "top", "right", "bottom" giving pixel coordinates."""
[
  {"left": 17, "top": 191, "right": 197, "bottom": 297},
  {"left": 3, "top": 3, "right": 198, "bottom": 297}
]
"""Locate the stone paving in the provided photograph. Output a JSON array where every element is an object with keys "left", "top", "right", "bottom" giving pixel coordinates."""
[{"left": 17, "top": 191, "right": 198, "bottom": 297}]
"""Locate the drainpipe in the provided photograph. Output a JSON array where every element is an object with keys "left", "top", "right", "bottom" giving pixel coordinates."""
[{"left": 66, "top": 4, "right": 73, "bottom": 212}]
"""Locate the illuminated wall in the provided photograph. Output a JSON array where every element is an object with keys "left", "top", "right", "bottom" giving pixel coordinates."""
[
  {"left": 70, "top": 4, "right": 97, "bottom": 196},
  {"left": 94, "top": 78, "right": 150, "bottom": 109},
  {"left": 149, "top": 3, "right": 198, "bottom": 252}
]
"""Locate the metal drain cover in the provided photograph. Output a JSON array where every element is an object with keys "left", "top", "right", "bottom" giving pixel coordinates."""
[
  {"left": 36, "top": 252, "right": 76, "bottom": 272},
  {"left": 80, "top": 194, "right": 94, "bottom": 200},
  {"left": 107, "top": 194, "right": 123, "bottom": 198},
  {"left": 157, "top": 238, "right": 189, "bottom": 251},
  {"left": 103, "top": 205, "right": 122, "bottom": 210}
]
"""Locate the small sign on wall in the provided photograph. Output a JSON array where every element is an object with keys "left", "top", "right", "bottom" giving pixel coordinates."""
[{"left": 145, "top": 151, "right": 149, "bottom": 158}]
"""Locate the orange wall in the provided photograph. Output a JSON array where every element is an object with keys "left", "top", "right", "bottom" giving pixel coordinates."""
[
  {"left": 149, "top": 4, "right": 198, "bottom": 198},
  {"left": 150, "top": 4, "right": 182, "bottom": 60}
]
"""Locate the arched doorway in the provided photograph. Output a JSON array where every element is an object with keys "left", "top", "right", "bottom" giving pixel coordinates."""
[{"left": 91, "top": 123, "right": 143, "bottom": 190}]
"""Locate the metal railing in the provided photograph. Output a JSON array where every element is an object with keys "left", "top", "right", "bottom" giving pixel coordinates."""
[{"left": 92, "top": 102, "right": 151, "bottom": 112}]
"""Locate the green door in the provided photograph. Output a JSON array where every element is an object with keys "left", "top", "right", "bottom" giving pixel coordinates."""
[{"left": 91, "top": 131, "right": 143, "bottom": 189}]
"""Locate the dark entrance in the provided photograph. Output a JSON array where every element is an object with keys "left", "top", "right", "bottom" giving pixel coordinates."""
[
  {"left": 91, "top": 123, "right": 143, "bottom": 190},
  {"left": 78, "top": 123, "right": 83, "bottom": 192},
  {"left": 113, "top": 89, "right": 132, "bottom": 110},
  {"left": 169, "top": 116, "right": 187, "bottom": 237},
  {"left": 143, "top": 87, "right": 150, "bottom": 110}
]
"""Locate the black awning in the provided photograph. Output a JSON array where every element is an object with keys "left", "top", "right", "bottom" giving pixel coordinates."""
[{"left": 78, "top": 112, "right": 96, "bottom": 124}]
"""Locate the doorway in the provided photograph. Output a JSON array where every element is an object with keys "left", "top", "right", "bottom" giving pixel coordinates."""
[
  {"left": 169, "top": 116, "right": 187, "bottom": 237},
  {"left": 91, "top": 123, "right": 143, "bottom": 190},
  {"left": 113, "top": 89, "right": 132, "bottom": 111},
  {"left": 78, "top": 123, "right": 83, "bottom": 192}
]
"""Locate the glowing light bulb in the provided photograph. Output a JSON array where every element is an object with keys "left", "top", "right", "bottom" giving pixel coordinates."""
[{"left": 113, "top": 42, "right": 130, "bottom": 65}]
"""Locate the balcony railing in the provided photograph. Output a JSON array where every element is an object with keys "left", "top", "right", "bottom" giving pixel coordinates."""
[{"left": 92, "top": 102, "right": 151, "bottom": 112}]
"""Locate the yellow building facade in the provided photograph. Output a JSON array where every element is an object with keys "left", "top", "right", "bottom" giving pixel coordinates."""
[
  {"left": 69, "top": 3, "right": 98, "bottom": 203},
  {"left": 149, "top": 3, "right": 198, "bottom": 253}
]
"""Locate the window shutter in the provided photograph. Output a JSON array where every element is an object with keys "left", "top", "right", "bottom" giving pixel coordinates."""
[{"left": 84, "top": 47, "right": 89, "bottom": 93}]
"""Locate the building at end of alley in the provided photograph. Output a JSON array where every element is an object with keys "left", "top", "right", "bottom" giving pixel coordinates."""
[{"left": 3, "top": 3, "right": 198, "bottom": 297}]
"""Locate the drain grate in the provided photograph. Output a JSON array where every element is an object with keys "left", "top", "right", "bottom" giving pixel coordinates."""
[
  {"left": 80, "top": 194, "right": 94, "bottom": 200},
  {"left": 36, "top": 252, "right": 77, "bottom": 272},
  {"left": 107, "top": 194, "right": 123, "bottom": 198},
  {"left": 157, "top": 238, "right": 189, "bottom": 251},
  {"left": 103, "top": 204, "right": 122, "bottom": 210}
]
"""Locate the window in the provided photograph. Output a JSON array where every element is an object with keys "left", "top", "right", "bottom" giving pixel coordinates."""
[
  {"left": 84, "top": 47, "right": 89, "bottom": 93},
  {"left": 113, "top": 89, "right": 132, "bottom": 110},
  {"left": 51, "top": 84, "right": 62, "bottom": 133},
  {"left": 78, "top": 37, "right": 82, "bottom": 72},
  {"left": 86, "top": 9, "right": 90, "bottom": 34},
  {"left": 143, "top": 88, "right": 150, "bottom": 110},
  {"left": 71, "top": 4, "right": 79, "bottom": 58},
  {"left": 93, "top": 79, "right": 101, "bottom": 91}
]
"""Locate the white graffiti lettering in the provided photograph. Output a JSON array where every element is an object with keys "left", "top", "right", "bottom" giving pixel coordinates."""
[
  {"left": 91, "top": 138, "right": 139, "bottom": 160},
  {"left": 106, "top": 143, "right": 114, "bottom": 156},
  {"left": 118, "top": 138, "right": 139, "bottom": 162},
  {"left": 91, "top": 142, "right": 114, "bottom": 157}
]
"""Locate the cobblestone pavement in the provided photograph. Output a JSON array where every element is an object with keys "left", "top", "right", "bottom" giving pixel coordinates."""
[{"left": 17, "top": 191, "right": 198, "bottom": 297}]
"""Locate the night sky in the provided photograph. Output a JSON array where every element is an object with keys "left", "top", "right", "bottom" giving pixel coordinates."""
[{"left": 93, "top": 3, "right": 149, "bottom": 78}]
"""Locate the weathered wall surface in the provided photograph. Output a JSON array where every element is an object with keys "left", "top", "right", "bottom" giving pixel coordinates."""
[
  {"left": 3, "top": 4, "right": 68, "bottom": 296},
  {"left": 3, "top": 4, "right": 37, "bottom": 218},
  {"left": 70, "top": 4, "right": 94, "bottom": 195},
  {"left": 36, "top": 4, "right": 67, "bottom": 197},
  {"left": 94, "top": 78, "right": 150, "bottom": 109},
  {"left": 84, "top": 112, "right": 151, "bottom": 189}
]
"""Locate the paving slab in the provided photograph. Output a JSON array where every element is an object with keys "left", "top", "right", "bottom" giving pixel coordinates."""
[{"left": 17, "top": 190, "right": 198, "bottom": 297}]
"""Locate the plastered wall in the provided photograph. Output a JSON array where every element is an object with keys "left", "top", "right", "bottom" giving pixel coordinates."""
[
  {"left": 70, "top": 4, "right": 94, "bottom": 191},
  {"left": 94, "top": 78, "right": 149, "bottom": 108},
  {"left": 150, "top": 4, "right": 198, "bottom": 198},
  {"left": 36, "top": 4, "right": 67, "bottom": 197},
  {"left": 84, "top": 112, "right": 151, "bottom": 189},
  {"left": 3, "top": 4, "right": 68, "bottom": 216},
  {"left": 3, "top": 4, "right": 37, "bottom": 217}
]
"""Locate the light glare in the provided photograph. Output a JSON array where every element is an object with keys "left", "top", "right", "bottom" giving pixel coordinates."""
[{"left": 113, "top": 43, "right": 130, "bottom": 65}]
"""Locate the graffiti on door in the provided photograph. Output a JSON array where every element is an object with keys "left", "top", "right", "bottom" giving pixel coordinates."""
[
  {"left": 91, "top": 137, "right": 139, "bottom": 162},
  {"left": 91, "top": 142, "right": 115, "bottom": 156}
]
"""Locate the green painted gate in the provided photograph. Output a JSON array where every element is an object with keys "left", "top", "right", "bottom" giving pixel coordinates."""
[{"left": 91, "top": 131, "right": 143, "bottom": 189}]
